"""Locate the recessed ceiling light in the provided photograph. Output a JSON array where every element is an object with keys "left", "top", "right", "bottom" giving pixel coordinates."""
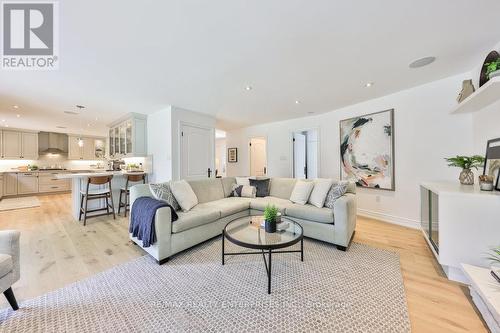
[
  {"left": 307, "top": 111, "right": 315, "bottom": 114},
  {"left": 365, "top": 82, "right": 374, "bottom": 87},
  {"left": 56, "top": 126, "right": 67, "bottom": 129},
  {"left": 245, "top": 86, "right": 252, "bottom": 91},
  {"left": 16, "top": 114, "right": 20, "bottom": 118},
  {"left": 76, "top": 105, "right": 86, "bottom": 110},
  {"left": 64, "top": 111, "right": 79, "bottom": 115},
  {"left": 295, "top": 100, "right": 300, "bottom": 104},
  {"left": 13, "top": 105, "right": 18, "bottom": 109},
  {"left": 409, "top": 56, "right": 436, "bottom": 68}
]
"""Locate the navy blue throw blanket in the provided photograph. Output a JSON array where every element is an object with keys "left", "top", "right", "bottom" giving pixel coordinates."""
[{"left": 129, "top": 197, "right": 178, "bottom": 247}]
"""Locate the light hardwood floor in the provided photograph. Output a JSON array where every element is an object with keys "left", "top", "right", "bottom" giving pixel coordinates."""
[{"left": 0, "top": 194, "right": 488, "bottom": 332}]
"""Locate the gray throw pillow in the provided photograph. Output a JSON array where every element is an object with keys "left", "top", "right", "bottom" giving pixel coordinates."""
[
  {"left": 149, "top": 182, "right": 181, "bottom": 211},
  {"left": 324, "top": 181, "right": 348, "bottom": 209},
  {"left": 249, "top": 178, "right": 270, "bottom": 197}
]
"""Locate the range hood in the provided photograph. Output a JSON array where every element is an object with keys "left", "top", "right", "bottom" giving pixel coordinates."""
[{"left": 39, "top": 132, "right": 69, "bottom": 154}]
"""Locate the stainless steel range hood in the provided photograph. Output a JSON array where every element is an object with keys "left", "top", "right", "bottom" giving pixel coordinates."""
[{"left": 39, "top": 132, "right": 69, "bottom": 154}]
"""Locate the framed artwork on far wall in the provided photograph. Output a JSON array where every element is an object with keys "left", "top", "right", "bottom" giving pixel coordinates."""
[
  {"left": 228, "top": 148, "right": 238, "bottom": 163},
  {"left": 483, "top": 137, "right": 500, "bottom": 190},
  {"left": 340, "top": 108, "right": 395, "bottom": 191}
]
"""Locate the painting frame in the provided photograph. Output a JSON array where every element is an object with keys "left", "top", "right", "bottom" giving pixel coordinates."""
[
  {"left": 483, "top": 137, "right": 500, "bottom": 190},
  {"left": 339, "top": 108, "right": 395, "bottom": 191},
  {"left": 227, "top": 147, "right": 238, "bottom": 163}
]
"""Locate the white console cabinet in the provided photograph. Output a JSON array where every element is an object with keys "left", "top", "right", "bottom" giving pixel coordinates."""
[{"left": 420, "top": 182, "right": 500, "bottom": 282}]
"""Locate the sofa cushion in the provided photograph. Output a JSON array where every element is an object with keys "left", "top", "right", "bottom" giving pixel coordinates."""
[
  {"left": 221, "top": 177, "right": 236, "bottom": 197},
  {"left": 290, "top": 180, "right": 315, "bottom": 205},
  {"left": 194, "top": 197, "right": 251, "bottom": 218},
  {"left": 269, "top": 178, "right": 297, "bottom": 199},
  {"left": 286, "top": 204, "right": 334, "bottom": 224},
  {"left": 172, "top": 208, "right": 221, "bottom": 233},
  {"left": 250, "top": 196, "right": 293, "bottom": 212},
  {"left": 0, "top": 254, "right": 13, "bottom": 278},
  {"left": 308, "top": 179, "right": 333, "bottom": 208},
  {"left": 324, "top": 181, "right": 348, "bottom": 209},
  {"left": 187, "top": 178, "right": 225, "bottom": 204},
  {"left": 249, "top": 178, "right": 270, "bottom": 197},
  {"left": 149, "top": 182, "right": 181, "bottom": 211},
  {"left": 170, "top": 180, "right": 199, "bottom": 212}
]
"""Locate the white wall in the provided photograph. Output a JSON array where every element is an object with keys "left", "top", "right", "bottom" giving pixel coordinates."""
[
  {"left": 147, "top": 107, "right": 172, "bottom": 182},
  {"left": 226, "top": 73, "right": 475, "bottom": 228},
  {"left": 215, "top": 138, "right": 227, "bottom": 177}
]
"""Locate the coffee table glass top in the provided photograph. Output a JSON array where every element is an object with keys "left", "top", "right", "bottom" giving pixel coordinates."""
[{"left": 224, "top": 215, "right": 303, "bottom": 249}]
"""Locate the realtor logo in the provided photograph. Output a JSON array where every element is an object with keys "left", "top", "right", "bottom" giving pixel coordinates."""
[{"left": 1, "top": 1, "right": 59, "bottom": 70}]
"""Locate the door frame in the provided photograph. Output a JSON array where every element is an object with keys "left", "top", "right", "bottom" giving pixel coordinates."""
[
  {"left": 248, "top": 135, "right": 268, "bottom": 177},
  {"left": 179, "top": 121, "right": 215, "bottom": 180},
  {"left": 289, "top": 127, "right": 321, "bottom": 178}
]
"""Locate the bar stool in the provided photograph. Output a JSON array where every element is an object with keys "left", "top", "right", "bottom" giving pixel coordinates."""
[
  {"left": 118, "top": 173, "right": 146, "bottom": 217},
  {"left": 79, "top": 175, "right": 116, "bottom": 226}
]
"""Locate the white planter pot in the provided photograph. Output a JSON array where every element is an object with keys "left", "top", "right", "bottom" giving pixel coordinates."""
[{"left": 489, "top": 69, "right": 500, "bottom": 80}]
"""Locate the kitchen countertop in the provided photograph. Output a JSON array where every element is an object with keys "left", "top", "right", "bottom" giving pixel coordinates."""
[{"left": 56, "top": 170, "right": 146, "bottom": 179}]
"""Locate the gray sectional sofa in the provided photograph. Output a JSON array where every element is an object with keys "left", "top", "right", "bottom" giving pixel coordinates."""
[{"left": 130, "top": 177, "right": 357, "bottom": 264}]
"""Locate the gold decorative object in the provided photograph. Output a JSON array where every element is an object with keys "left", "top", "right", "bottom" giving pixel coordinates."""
[{"left": 456, "top": 79, "right": 475, "bottom": 103}]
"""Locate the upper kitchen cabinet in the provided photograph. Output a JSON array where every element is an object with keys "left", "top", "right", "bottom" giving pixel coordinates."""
[
  {"left": 1, "top": 130, "right": 39, "bottom": 160},
  {"left": 108, "top": 113, "right": 147, "bottom": 158},
  {"left": 68, "top": 135, "right": 106, "bottom": 160}
]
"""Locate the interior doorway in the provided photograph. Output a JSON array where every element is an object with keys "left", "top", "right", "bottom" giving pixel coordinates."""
[
  {"left": 292, "top": 129, "right": 319, "bottom": 179},
  {"left": 215, "top": 130, "right": 227, "bottom": 177},
  {"left": 180, "top": 123, "right": 215, "bottom": 179},
  {"left": 249, "top": 137, "right": 267, "bottom": 176}
]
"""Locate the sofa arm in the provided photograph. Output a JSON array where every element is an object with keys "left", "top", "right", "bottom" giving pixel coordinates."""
[
  {"left": 333, "top": 193, "right": 357, "bottom": 247},
  {"left": 130, "top": 184, "right": 154, "bottom": 208},
  {"left": 0, "top": 230, "right": 20, "bottom": 282}
]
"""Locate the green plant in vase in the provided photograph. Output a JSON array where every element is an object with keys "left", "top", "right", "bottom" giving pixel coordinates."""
[
  {"left": 484, "top": 58, "right": 500, "bottom": 80},
  {"left": 445, "top": 155, "right": 484, "bottom": 185},
  {"left": 263, "top": 204, "right": 279, "bottom": 233}
]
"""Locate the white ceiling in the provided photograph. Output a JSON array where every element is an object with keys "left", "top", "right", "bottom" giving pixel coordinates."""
[{"left": 1, "top": 0, "right": 500, "bottom": 135}]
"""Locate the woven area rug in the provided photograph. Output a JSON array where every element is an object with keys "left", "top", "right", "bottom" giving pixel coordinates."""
[
  {"left": 0, "top": 196, "right": 40, "bottom": 211},
  {"left": 0, "top": 239, "right": 410, "bottom": 332}
]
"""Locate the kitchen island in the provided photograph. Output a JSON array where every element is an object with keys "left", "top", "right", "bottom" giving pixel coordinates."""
[{"left": 57, "top": 171, "right": 148, "bottom": 221}]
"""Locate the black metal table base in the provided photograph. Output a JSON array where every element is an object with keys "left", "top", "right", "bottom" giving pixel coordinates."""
[{"left": 222, "top": 230, "right": 304, "bottom": 294}]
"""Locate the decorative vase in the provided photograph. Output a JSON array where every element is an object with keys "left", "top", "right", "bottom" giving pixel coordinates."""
[
  {"left": 456, "top": 79, "right": 475, "bottom": 103},
  {"left": 459, "top": 168, "right": 474, "bottom": 185},
  {"left": 480, "top": 181, "right": 494, "bottom": 191},
  {"left": 265, "top": 219, "right": 276, "bottom": 233}
]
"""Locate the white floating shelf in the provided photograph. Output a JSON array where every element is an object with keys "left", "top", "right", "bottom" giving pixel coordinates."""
[{"left": 451, "top": 76, "right": 500, "bottom": 114}]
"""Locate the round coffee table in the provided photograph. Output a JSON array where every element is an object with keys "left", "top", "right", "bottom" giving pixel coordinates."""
[{"left": 222, "top": 215, "right": 304, "bottom": 294}]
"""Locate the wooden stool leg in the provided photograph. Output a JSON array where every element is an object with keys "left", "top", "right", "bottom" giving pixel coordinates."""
[
  {"left": 105, "top": 195, "right": 110, "bottom": 215},
  {"left": 118, "top": 190, "right": 122, "bottom": 215},
  {"left": 125, "top": 191, "right": 129, "bottom": 218},
  {"left": 83, "top": 195, "right": 89, "bottom": 226},
  {"left": 79, "top": 194, "right": 84, "bottom": 221},
  {"left": 109, "top": 191, "right": 116, "bottom": 220}
]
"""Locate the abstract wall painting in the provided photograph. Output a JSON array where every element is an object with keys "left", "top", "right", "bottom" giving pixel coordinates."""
[{"left": 340, "top": 109, "right": 395, "bottom": 191}]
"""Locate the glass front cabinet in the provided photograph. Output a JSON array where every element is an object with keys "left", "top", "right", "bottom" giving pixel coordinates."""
[{"left": 107, "top": 113, "right": 147, "bottom": 158}]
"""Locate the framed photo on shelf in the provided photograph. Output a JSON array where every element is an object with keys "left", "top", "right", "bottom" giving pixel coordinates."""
[
  {"left": 483, "top": 138, "right": 500, "bottom": 190},
  {"left": 228, "top": 147, "right": 238, "bottom": 163}
]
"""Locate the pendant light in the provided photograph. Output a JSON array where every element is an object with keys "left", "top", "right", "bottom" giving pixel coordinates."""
[{"left": 76, "top": 105, "right": 85, "bottom": 147}]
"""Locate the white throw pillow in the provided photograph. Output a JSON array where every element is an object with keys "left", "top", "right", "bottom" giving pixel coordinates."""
[
  {"left": 308, "top": 179, "right": 334, "bottom": 208},
  {"left": 235, "top": 176, "right": 250, "bottom": 186},
  {"left": 170, "top": 180, "right": 199, "bottom": 212},
  {"left": 289, "top": 180, "right": 315, "bottom": 205}
]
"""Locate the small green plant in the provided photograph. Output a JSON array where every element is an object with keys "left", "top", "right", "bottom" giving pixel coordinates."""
[
  {"left": 484, "top": 58, "right": 500, "bottom": 79},
  {"left": 445, "top": 155, "right": 484, "bottom": 170},
  {"left": 487, "top": 247, "right": 500, "bottom": 265},
  {"left": 263, "top": 205, "right": 279, "bottom": 222}
]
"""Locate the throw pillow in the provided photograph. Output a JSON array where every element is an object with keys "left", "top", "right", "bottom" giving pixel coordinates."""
[
  {"left": 249, "top": 178, "right": 270, "bottom": 197},
  {"left": 149, "top": 182, "right": 181, "bottom": 211},
  {"left": 230, "top": 184, "right": 257, "bottom": 198},
  {"left": 235, "top": 177, "right": 250, "bottom": 186},
  {"left": 308, "top": 179, "right": 334, "bottom": 208},
  {"left": 324, "top": 181, "right": 349, "bottom": 209},
  {"left": 289, "top": 180, "right": 315, "bottom": 205},
  {"left": 170, "top": 180, "right": 199, "bottom": 212}
]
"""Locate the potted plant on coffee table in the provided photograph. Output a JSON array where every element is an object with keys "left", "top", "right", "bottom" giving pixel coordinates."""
[
  {"left": 264, "top": 205, "right": 279, "bottom": 233},
  {"left": 485, "top": 58, "right": 500, "bottom": 81},
  {"left": 445, "top": 155, "right": 485, "bottom": 185},
  {"left": 488, "top": 247, "right": 500, "bottom": 283}
]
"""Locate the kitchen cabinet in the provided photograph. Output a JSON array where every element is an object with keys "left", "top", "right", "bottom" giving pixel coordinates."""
[
  {"left": 4, "top": 173, "right": 18, "bottom": 196},
  {"left": 68, "top": 136, "right": 105, "bottom": 160},
  {"left": 1, "top": 130, "right": 39, "bottom": 160},
  {"left": 38, "top": 172, "right": 70, "bottom": 192},
  {"left": 108, "top": 113, "right": 147, "bottom": 158},
  {"left": 18, "top": 172, "right": 39, "bottom": 194}
]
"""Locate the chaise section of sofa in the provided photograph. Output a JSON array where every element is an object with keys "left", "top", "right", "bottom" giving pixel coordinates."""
[{"left": 130, "top": 177, "right": 357, "bottom": 264}]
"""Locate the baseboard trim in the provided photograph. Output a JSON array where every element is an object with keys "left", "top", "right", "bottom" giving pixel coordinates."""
[{"left": 357, "top": 209, "right": 420, "bottom": 229}]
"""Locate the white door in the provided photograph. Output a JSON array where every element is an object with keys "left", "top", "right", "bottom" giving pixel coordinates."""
[
  {"left": 250, "top": 138, "right": 267, "bottom": 176},
  {"left": 293, "top": 133, "right": 307, "bottom": 179},
  {"left": 180, "top": 124, "right": 214, "bottom": 180}
]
